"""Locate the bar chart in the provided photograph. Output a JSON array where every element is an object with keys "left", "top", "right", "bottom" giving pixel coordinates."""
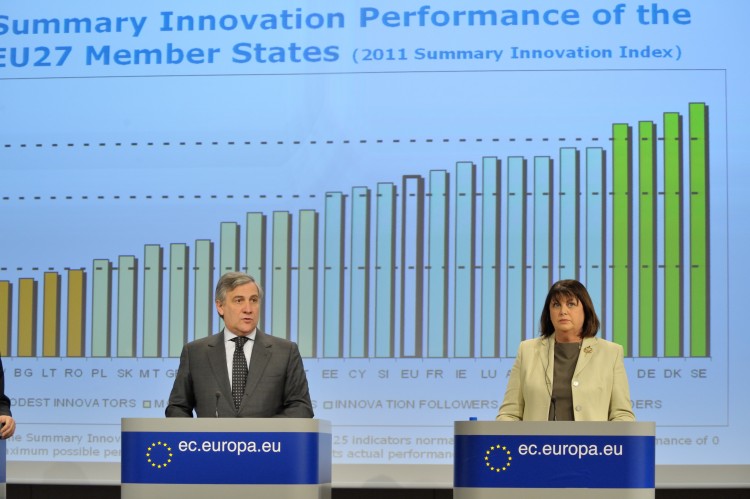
[
  {"left": 0, "top": 60, "right": 733, "bottom": 470},
  {"left": 0, "top": 101, "right": 713, "bottom": 360}
]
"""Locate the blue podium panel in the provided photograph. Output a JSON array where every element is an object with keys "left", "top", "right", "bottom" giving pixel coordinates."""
[
  {"left": 454, "top": 421, "right": 655, "bottom": 499},
  {"left": 121, "top": 418, "right": 331, "bottom": 499}
]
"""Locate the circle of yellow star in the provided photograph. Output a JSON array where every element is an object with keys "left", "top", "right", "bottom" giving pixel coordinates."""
[
  {"left": 146, "top": 441, "right": 173, "bottom": 469},
  {"left": 484, "top": 444, "right": 512, "bottom": 472}
]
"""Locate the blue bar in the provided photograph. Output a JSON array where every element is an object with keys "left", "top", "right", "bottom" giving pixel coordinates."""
[
  {"left": 193, "top": 240, "right": 214, "bottom": 341},
  {"left": 169, "top": 243, "right": 189, "bottom": 357},
  {"left": 374, "top": 183, "right": 396, "bottom": 357},
  {"left": 245, "top": 213, "right": 267, "bottom": 331},
  {"left": 117, "top": 255, "right": 137, "bottom": 357},
  {"left": 220, "top": 222, "right": 239, "bottom": 274},
  {"left": 298, "top": 210, "right": 318, "bottom": 358},
  {"left": 558, "top": 147, "right": 579, "bottom": 280},
  {"left": 585, "top": 148, "right": 605, "bottom": 329},
  {"left": 454, "top": 161, "right": 476, "bottom": 358},
  {"left": 142, "top": 245, "right": 163, "bottom": 358},
  {"left": 323, "top": 193, "right": 344, "bottom": 358},
  {"left": 533, "top": 157, "right": 552, "bottom": 337},
  {"left": 92, "top": 258, "right": 112, "bottom": 357},
  {"left": 219, "top": 222, "right": 239, "bottom": 334},
  {"left": 481, "top": 157, "right": 501, "bottom": 357},
  {"left": 349, "top": 187, "right": 371, "bottom": 358},
  {"left": 272, "top": 212, "right": 292, "bottom": 340},
  {"left": 401, "top": 176, "right": 424, "bottom": 358},
  {"left": 427, "top": 171, "right": 449, "bottom": 358},
  {"left": 506, "top": 157, "right": 526, "bottom": 357}
]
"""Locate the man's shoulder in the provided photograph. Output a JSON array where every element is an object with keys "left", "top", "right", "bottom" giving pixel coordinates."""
[
  {"left": 184, "top": 332, "right": 222, "bottom": 349},
  {"left": 257, "top": 331, "right": 297, "bottom": 349}
]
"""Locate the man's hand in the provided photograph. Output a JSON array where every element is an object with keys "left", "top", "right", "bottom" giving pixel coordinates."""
[{"left": 0, "top": 415, "right": 16, "bottom": 439}]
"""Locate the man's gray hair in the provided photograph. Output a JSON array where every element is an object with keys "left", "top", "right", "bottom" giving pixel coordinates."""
[{"left": 215, "top": 272, "right": 264, "bottom": 303}]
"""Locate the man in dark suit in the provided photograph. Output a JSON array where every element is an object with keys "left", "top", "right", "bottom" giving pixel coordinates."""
[{"left": 166, "top": 272, "right": 313, "bottom": 418}]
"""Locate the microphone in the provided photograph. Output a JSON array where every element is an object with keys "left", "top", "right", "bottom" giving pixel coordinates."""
[
  {"left": 215, "top": 391, "right": 221, "bottom": 418},
  {"left": 551, "top": 397, "right": 557, "bottom": 421}
]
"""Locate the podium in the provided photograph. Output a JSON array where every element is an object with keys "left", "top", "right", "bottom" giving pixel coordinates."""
[
  {"left": 121, "top": 418, "right": 331, "bottom": 499},
  {"left": 454, "top": 421, "right": 655, "bottom": 499}
]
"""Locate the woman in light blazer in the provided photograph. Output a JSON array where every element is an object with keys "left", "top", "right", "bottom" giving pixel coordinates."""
[{"left": 497, "top": 280, "right": 635, "bottom": 422}]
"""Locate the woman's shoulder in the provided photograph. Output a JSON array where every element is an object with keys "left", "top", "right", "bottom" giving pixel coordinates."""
[
  {"left": 518, "top": 337, "right": 547, "bottom": 350},
  {"left": 586, "top": 337, "right": 625, "bottom": 353}
]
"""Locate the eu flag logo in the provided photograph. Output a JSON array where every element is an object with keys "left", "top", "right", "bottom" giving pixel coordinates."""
[
  {"left": 484, "top": 443, "right": 512, "bottom": 473},
  {"left": 146, "top": 440, "right": 173, "bottom": 470}
]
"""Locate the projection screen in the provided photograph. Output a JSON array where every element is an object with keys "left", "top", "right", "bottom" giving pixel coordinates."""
[{"left": 1, "top": 0, "right": 748, "bottom": 488}]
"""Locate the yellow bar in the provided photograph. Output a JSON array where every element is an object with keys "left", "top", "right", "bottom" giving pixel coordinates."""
[
  {"left": 18, "top": 278, "right": 38, "bottom": 357},
  {"left": 67, "top": 269, "right": 86, "bottom": 357},
  {"left": 0, "top": 281, "right": 11, "bottom": 356},
  {"left": 43, "top": 272, "right": 61, "bottom": 357}
]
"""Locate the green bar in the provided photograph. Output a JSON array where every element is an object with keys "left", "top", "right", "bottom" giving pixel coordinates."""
[
  {"left": 220, "top": 222, "right": 239, "bottom": 274},
  {"left": 638, "top": 122, "right": 657, "bottom": 357},
  {"left": 143, "top": 245, "right": 163, "bottom": 357},
  {"left": 272, "top": 212, "right": 292, "bottom": 339},
  {"left": 689, "top": 102, "right": 709, "bottom": 356},
  {"left": 612, "top": 124, "right": 632, "bottom": 356},
  {"left": 92, "top": 259, "right": 112, "bottom": 357},
  {"left": 194, "top": 240, "right": 214, "bottom": 340},
  {"left": 117, "top": 256, "right": 137, "bottom": 357},
  {"left": 43, "top": 272, "right": 61, "bottom": 357},
  {"left": 169, "top": 244, "right": 189, "bottom": 357},
  {"left": 298, "top": 210, "right": 318, "bottom": 357},
  {"left": 246, "top": 213, "right": 267, "bottom": 331},
  {"left": 664, "top": 112, "right": 683, "bottom": 357}
]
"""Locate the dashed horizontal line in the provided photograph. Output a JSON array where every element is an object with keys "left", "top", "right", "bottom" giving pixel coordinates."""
[
  {"left": 1, "top": 191, "right": 575, "bottom": 201},
  {"left": 1, "top": 137, "right": 637, "bottom": 149}
]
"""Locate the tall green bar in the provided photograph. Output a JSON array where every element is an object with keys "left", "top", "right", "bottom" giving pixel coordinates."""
[
  {"left": 664, "top": 112, "right": 683, "bottom": 357},
  {"left": 611, "top": 124, "right": 632, "bottom": 355},
  {"left": 689, "top": 103, "right": 709, "bottom": 356},
  {"left": 169, "top": 244, "right": 189, "bottom": 357},
  {"left": 638, "top": 122, "right": 657, "bottom": 357}
]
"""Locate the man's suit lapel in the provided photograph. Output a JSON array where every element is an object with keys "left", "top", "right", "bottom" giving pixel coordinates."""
[
  {"left": 207, "top": 331, "right": 233, "bottom": 411},
  {"left": 241, "top": 330, "right": 272, "bottom": 411}
]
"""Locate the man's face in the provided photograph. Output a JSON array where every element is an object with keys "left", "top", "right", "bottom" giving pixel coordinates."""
[{"left": 216, "top": 282, "right": 260, "bottom": 337}]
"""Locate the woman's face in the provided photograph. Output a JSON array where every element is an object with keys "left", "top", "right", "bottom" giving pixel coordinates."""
[{"left": 549, "top": 293, "right": 585, "bottom": 337}]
